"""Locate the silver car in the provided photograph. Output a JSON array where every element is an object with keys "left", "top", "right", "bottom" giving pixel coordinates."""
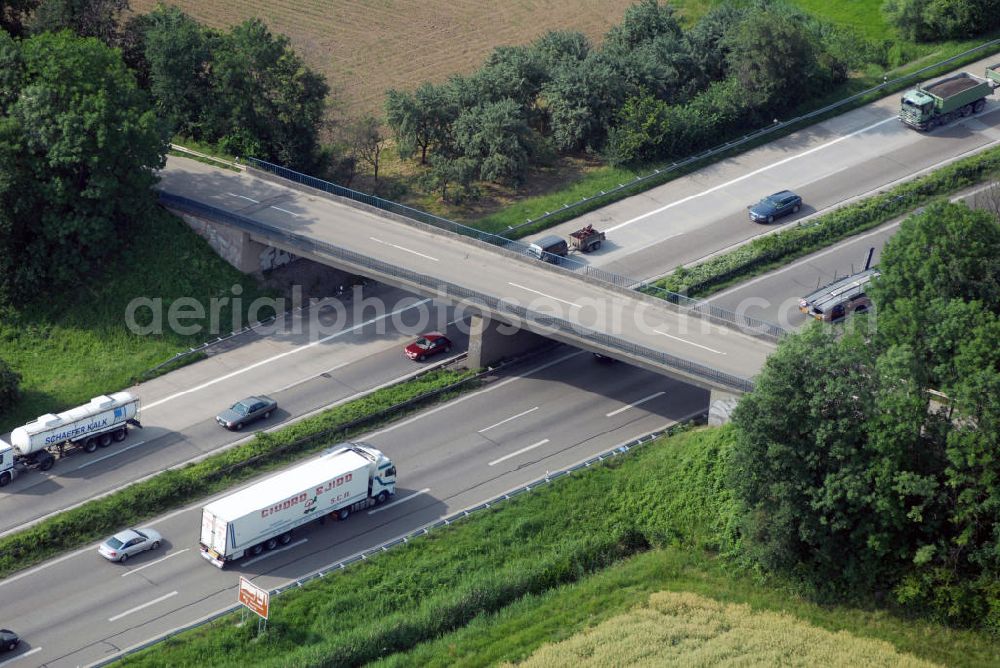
[{"left": 98, "top": 528, "right": 163, "bottom": 563}]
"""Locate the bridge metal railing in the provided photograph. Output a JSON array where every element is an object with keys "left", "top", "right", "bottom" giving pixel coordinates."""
[
  {"left": 246, "top": 159, "right": 785, "bottom": 340},
  {"left": 159, "top": 192, "right": 755, "bottom": 393}
]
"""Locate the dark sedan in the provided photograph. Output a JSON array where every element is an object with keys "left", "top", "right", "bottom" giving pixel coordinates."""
[
  {"left": 216, "top": 395, "right": 277, "bottom": 430},
  {"left": 748, "top": 190, "right": 802, "bottom": 223},
  {"left": 0, "top": 629, "right": 19, "bottom": 653}
]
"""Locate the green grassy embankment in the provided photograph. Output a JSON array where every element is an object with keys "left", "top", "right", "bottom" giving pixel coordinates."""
[
  {"left": 0, "top": 207, "right": 276, "bottom": 432},
  {"left": 115, "top": 426, "right": 1000, "bottom": 668}
]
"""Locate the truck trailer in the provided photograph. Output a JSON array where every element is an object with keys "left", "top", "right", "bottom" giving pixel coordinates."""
[
  {"left": 199, "top": 443, "right": 396, "bottom": 567},
  {"left": 0, "top": 391, "right": 141, "bottom": 486},
  {"left": 900, "top": 64, "right": 1000, "bottom": 130}
]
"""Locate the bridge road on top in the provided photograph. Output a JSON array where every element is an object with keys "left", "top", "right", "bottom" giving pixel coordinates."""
[{"left": 158, "top": 157, "right": 775, "bottom": 392}]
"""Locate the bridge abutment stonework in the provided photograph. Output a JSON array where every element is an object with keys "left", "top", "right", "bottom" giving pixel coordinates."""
[{"left": 466, "top": 315, "right": 549, "bottom": 369}]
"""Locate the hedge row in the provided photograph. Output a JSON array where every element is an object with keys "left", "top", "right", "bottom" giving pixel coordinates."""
[
  {"left": 0, "top": 368, "right": 477, "bottom": 579},
  {"left": 652, "top": 144, "right": 1000, "bottom": 297}
]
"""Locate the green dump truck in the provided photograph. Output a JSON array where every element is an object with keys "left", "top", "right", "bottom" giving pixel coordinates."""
[{"left": 900, "top": 63, "right": 1000, "bottom": 131}]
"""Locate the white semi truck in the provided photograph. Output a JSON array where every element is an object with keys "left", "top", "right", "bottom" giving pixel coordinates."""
[
  {"left": 0, "top": 391, "right": 141, "bottom": 486},
  {"left": 199, "top": 443, "right": 396, "bottom": 567}
]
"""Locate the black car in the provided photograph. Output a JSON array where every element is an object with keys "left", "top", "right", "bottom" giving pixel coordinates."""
[
  {"left": 216, "top": 395, "right": 277, "bottom": 431},
  {"left": 748, "top": 190, "right": 802, "bottom": 223},
  {"left": 0, "top": 629, "right": 20, "bottom": 653}
]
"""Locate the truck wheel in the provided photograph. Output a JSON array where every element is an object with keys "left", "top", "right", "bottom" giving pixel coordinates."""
[
  {"left": 591, "top": 241, "right": 602, "bottom": 251},
  {"left": 113, "top": 428, "right": 127, "bottom": 442},
  {"left": 974, "top": 99, "right": 986, "bottom": 113},
  {"left": 250, "top": 544, "right": 264, "bottom": 556},
  {"left": 962, "top": 104, "right": 973, "bottom": 117},
  {"left": 0, "top": 472, "right": 10, "bottom": 487},
  {"left": 279, "top": 532, "right": 292, "bottom": 545},
  {"left": 337, "top": 508, "right": 350, "bottom": 521},
  {"left": 83, "top": 438, "right": 98, "bottom": 453},
  {"left": 38, "top": 453, "right": 55, "bottom": 471},
  {"left": 99, "top": 433, "right": 113, "bottom": 448},
  {"left": 376, "top": 491, "right": 389, "bottom": 504},
  {"left": 265, "top": 537, "right": 278, "bottom": 550}
]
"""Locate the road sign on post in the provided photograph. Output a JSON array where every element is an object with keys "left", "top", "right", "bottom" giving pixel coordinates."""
[{"left": 238, "top": 577, "right": 269, "bottom": 619}]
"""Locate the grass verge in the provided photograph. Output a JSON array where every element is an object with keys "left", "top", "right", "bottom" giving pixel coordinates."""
[
  {"left": 651, "top": 144, "right": 1000, "bottom": 298},
  {"left": 111, "top": 425, "right": 998, "bottom": 668},
  {"left": 0, "top": 367, "right": 477, "bottom": 580},
  {"left": 0, "top": 206, "right": 276, "bottom": 433}
]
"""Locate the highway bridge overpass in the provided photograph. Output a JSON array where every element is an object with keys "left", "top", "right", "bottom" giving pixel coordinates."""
[{"left": 158, "top": 157, "right": 782, "bottom": 395}]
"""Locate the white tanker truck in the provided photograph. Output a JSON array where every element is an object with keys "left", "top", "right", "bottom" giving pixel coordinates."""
[{"left": 0, "top": 391, "right": 141, "bottom": 486}]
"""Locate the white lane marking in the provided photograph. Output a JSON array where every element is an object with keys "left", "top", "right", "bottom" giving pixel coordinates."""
[
  {"left": 489, "top": 439, "right": 550, "bottom": 467},
  {"left": 607, "top": 116, "right": 899, "bottom": 232},
  {"left": 605, "top": 391, "right": 667, "bottom": 417},
  {"left": 707, "top": 180, "right": 1000, "bottom": 303},
  {"left": 143, "top": 299, "right": 432, "bottom": 410},
  {"left": 0, "top": 647, "right": 41, "bottom": 666},
  {"left": 273, "top": 311, "right": 464, "bottom": 394},
  {"left": 121, "top": 549, "right": 190, "bottom": 577},
  {"left": 228, "top": 193, "right": 259, "bottom": 203},
  {"left": 507, "top": 283, "right": 581, "bottom": 309},
  {"left": 108, "top": 591, "right": 178, "bottom": 622},
  {"left": 368, "top": 350, "right": 584, "bottom": 437},
  {"left": 240, "top": 538, "right": 308, "bottom": 566},
  {"left": 369, "top": 488, "right": 431, "bottom": 515},
  {"left": 71, "top": 439, "right": 149, "bottom": 470},
  {"left": 654, "top": 329, "right": 726, "bottom": 355},
  {"left": 271, "top": 205, "right": 299, "bottom": 216},
  {"left": 478, "top": 407, "right": 539, "bottom": 433},
  {"left": 370, "top": 236, "right": 439, "bottom": 262}
]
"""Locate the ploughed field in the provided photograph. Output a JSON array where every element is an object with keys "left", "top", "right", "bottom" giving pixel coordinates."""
[{"left": 128, "top": 0, "right": 639, "bottom": 118}]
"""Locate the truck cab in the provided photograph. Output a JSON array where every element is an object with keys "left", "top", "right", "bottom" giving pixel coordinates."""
[{"left": 352, "top": 442, "right": 397, "bottom": 499}]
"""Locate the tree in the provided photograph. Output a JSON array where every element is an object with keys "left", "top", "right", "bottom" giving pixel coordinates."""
[
  {"left": 532, "top": 30, "right": 590, "bottom": 69},
  {"left": 0, "top": 30, "right": 168, "bottom": 300},
  {"left": 882, "top": 0, "right": 934, "bottom": 41},
  {"left": 142, "top": 5, "right": 209, "bottom": 136},
  {"left": 723, "top": 6, "right": 824, "bottom": 110},
  {"left": 603, "top": 0, "right": 682, "bottom": 56},
  {"left": 452, "top": 98, "right": 535, "bottom": 185},
  {"left": 203, "top": 19, "right": 329, "bottom": 171},
  {"left": 385, "top": 82, "right": 455, "bottom": 164},
  {"left": 0, "top": 358, "right": 21, "bottom": 413},
  {"left": 685, "top": 2, "right": 746, "bottom": 83},
  {"left": 28, "top": 0, "right": 128, "bottom": 45},
  {"left": 729, "top": 324, "right": 947, "bottom": 592},
  {"left": 871, "top": 201, "right": 1000, "bottom": 316},
  {"left": 542, "top": 53, "right": 628, "bottom": 151},
  {"left": 347, "top": 115, "right": 386, "bottom": 181},
  {"left": 420, "top": 154, "right": 478, "bottom": 203},
  {"left": 0, "top": 0, "right": 40, "bottom": 37}
]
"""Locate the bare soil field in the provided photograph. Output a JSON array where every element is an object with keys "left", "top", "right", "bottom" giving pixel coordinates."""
[{"left": 129, "top": 0, "right": 640, "bottom": 119}]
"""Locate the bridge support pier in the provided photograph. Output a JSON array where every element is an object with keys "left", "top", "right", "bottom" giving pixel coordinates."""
[
  {"left": 466, "top": 315, "right": 548, "bottom": 368},
  {"left": 708, "top": 389, "right": 741, "bottom": 426}
]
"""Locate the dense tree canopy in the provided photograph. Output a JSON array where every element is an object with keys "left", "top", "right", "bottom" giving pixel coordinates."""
[
  {"left": 0, "top": 30, "right": 167, "bottom": 301},
  {"left": 730, "top": 200, "right": 1000, "bottom": 630}
]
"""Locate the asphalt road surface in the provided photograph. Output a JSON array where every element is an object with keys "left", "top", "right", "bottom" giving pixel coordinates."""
[
  {"left": 0, "top": 350, "right": 706, "bottom": 668},
  {"left": 536, "top": 53, "right": 1000, "bottom": 282},
  {"left": 3, "top": 55, "right": 1000, "bottom": 668}
]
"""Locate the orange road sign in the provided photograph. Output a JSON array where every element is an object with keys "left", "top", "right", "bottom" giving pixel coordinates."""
[{"left": 238, "top": 577, "right": 269, "bottom": 619}]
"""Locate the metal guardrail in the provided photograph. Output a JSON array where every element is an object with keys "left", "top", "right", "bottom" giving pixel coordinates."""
[
  {"left": 245, "top": 160, "right": 785, "bottom": 340},
  {"left": 159, "top": 192, "right": 755, "bottom": 393},
  {"left": 91, "top": 418, "right": 699, "bottom": 667},
  {"left": 504, "top": 39, "right": 1000, "bottom": 233}
]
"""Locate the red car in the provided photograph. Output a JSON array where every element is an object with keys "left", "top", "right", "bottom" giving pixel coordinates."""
[{"left": 404, "top": 333, "right": 452, "bottom": 361}]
